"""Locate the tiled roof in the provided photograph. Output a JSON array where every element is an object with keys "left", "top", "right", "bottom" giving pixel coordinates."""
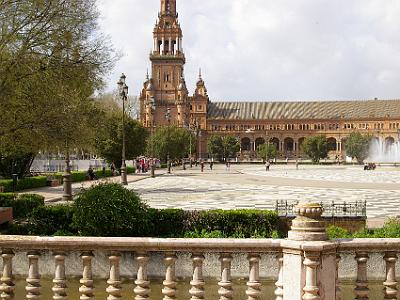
[{"left": 207, "top": 99, "right": 400, "bottom": 120}]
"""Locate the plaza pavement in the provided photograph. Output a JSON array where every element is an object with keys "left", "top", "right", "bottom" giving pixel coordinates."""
[
  {"left": 126, "top": 164, "right": 400, "bottom": 226},
  {"left": 22, "top": 171, "right": 167, "bottom": 202}
]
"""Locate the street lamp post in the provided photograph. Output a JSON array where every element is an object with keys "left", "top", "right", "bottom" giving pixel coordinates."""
[
  {"left": 150, "top": 98, "right": 156, "bottom": 178},
  {"left": 165, "top": 108, "right": 171, "bottom": 174},
  {"left": 117, "top": 74, "right": 129, "bottom": 185}
]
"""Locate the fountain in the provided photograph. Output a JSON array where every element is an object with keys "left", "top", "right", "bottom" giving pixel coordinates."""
[{"left": 368, "top": 138, "right": 400, "bottom": 163}]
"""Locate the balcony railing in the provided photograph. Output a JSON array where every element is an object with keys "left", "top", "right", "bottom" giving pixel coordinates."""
[{"left": 0, "top": 203, "right": 397, "bottom": 299}]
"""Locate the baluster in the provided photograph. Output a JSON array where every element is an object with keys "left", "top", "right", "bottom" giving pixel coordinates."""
[
  {"left": 354, "top": 252, "right": 369, "bottom": 300},
  {"left": 274, "top": 253, "right": 283, "bottom": 300},
  {"left": 302, "top": 251, "right": 320, "bottom": 300},
  {"left": 335, "top": 254, "right": 341, "bottom": 300},
  {"left": 189, "top": 253, "right": 205, "bottom": 300},
  {"left": 79, "top": 252, "right": 94, "bottom": 300},
  {"left": 0, "top": 250, "right": 15, "bottom": 300},
  {"left": 218, "top": 253, "right": 233, "bottom": 300},
  {"left": 383, "top": 252, "right": 397, "bottom": 299},
  {"left": 26, "top": 251, "right": 41, "bottom": 300},
  {"left": 246, "top": 254, "right": 261, "bottom": 300},
  {"left": 106, "top": 252, "right": 122, "bottom": 300},
  {"left": 134, "top": 252, "right": 150, "bottom": 300},
  {"left": 52, "top": 252, "right": 67, "bottom": 300},
  {"left": 162, "top": 252, "right": 177, "bottom": 300}
]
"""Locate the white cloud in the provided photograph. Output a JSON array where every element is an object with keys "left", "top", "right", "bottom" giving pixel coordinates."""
[{"left": 97, "top": 0, "right": 400, "bottom": 101}]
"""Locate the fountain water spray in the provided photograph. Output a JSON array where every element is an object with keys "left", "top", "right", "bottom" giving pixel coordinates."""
[{"left": 368, "top": 138, "right": 400, "bottom": 163}]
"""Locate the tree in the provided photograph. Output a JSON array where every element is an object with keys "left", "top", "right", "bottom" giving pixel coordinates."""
[
  {"left": 207, "top": 135, "right": 223, "bottom": 160},
  {"left": 345, "top": 132, "right": 371, "bottom": 164},
  {"left": 95, "top": 112, "right": 147, "bottom": 168},
  {"left": 146, "top": 126, "right": 194, "bottom": 161},
  {"left": 302, "top": 136, "right": 328, "bottom": 163},
  {"left": 0, "top": 0, "right": 116, "bottom": 177},
  {"left": 256, "top": 143, "right": 278, "bottom": 162},
  {"left": 207, "top": 135, "right": 240, "bottom": 161}
]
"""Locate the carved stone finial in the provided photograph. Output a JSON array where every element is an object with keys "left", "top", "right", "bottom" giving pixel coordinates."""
[{"left": 288, "top": 202, "right": 327, "bottom": 241}]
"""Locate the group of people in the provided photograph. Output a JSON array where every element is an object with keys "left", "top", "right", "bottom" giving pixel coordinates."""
[{"left": 134, "top": 158, "right": 160, "bottom": 174}]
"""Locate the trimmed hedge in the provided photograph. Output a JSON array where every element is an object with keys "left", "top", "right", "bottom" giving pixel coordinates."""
[
  {"left": 1, "top": 184, "right": 283, "bottom": 238},
  {"left": 0, "top": 176, "right": 48, "bottom": 192},
  {"left": 147, "top": 209, "right": 282, "bottom": 238},
  {"left": 28, "top": 205, "right": 75, "bottom": 236},
  {"left": 0, "top": 193, "right": 45, "bottom": 219},
  {"left": 0, "top": 167, "right": 137, "bottom": 192}
]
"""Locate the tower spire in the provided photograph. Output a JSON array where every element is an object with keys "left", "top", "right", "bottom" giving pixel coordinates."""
[
  {"left": 160, "top": 0, "right": 176, "bottom": 16},
  {"left": 199, "top": 68, "right": 202, "bottom": 80}
]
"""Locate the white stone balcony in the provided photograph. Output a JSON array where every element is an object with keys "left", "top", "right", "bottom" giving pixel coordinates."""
[{"left": 0, "top": 203, "right": 399, "bottom": 299}]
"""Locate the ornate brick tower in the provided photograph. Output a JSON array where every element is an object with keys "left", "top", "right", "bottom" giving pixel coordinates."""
[{"left": 140, "top": 0, "right": 189, "bottom": 128}]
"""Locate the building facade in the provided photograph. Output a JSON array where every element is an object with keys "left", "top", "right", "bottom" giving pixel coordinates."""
[{"left": 140, "top": 0, "right": 400, "bottom": 160}]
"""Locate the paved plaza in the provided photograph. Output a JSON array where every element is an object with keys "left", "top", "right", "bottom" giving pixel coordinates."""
[{"left": 127, "top": 164, "right": 400, "bottom": 221}]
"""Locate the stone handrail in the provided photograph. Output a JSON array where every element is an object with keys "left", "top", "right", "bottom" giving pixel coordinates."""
[
  {"left": 1, "top": 203, "right": 400, "bottom": 299},
  {"left": 0, "top": 235, "right": 282, "bottom": 252}
]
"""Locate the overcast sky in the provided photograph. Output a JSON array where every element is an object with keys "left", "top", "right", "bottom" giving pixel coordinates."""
[{"left": 97, "top": 0, "right": 400, "bottom": 102}]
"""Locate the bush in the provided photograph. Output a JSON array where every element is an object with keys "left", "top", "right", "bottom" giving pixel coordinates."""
[
  {"left": 146, "top": 209, "right": 282, "bottom": 238},
  {"left": 73, "top": 183, "right": 150, "bottom": 236},
  {"left": 187, "top": 209, "right": 282, "bottom": 238},
  {"left": 147, "top": 208, "right": 189, "bottom": 237},
  {"left": 0, "top": 176, "right": 48, "bottom": 192},
  {"left": 28, "top": 205, "right": 75, "bottom": 236},
  {"left": 127, "top": 166, "right": 135, "bottom": 174},
  {"left": 0, "top": 193, "right": 44, "bottom": 219}
]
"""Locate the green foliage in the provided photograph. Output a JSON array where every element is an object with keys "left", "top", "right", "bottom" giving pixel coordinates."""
[
  {"left": 301, "top": 135, "right": 328, "bottom": 163},
  {"left": 72, "top": 183, "right": 150, "bottom": 236},
  {"left": 0, "top": 193, "right": 44, "bottom": 219},
  {"left": 187, "top": 209, "right": 282, "bottom": 238},
  {"left": 184, "top": 229, "right": 224, "bottom": 238},
  {"left": 256, "top": 143, "right": 278, "bottom": 161},
  {"left": 28, "top": 205, "right": 75, "bottom": 236},
  {"left": 207, "top": 135, "right": 240, "bottom": 161},
  {"left": 0, "top": 176, "right": 48, "bottom": 192},
  {"left": 326, "top": 225, "right": 352, "bottom": 239},
  {"left": 345, "top": 132, "right": 371, "bottom": 164},
  {"left": 146, "top": 126, "right": 193, "bottom": 161},
  {"left": 327, "top": 219, "right": 400, "bottom": 239},
  {"left": 95, "top": 114, "right": 147, "bottom": 168},
  {"left": 0, "top": 0, "right": 116, "bottom": 164},
  {"left": 0, "top": 152, "right": 36, "bottom": 179},
  {"left": 147, "top": 208, "right": 189, "bottom": 237}
]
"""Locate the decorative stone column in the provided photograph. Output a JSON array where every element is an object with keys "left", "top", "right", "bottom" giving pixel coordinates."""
[
  {"left": 282, "top": 202, "right": 336, "bottom": 300},
  {"left": 288, "top": 203, "right": 327, "bottom": 241}
]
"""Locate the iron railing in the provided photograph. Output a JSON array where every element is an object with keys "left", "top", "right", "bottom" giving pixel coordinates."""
[{"left": 275, "top": 200, "right": 367, "bottom": 218}]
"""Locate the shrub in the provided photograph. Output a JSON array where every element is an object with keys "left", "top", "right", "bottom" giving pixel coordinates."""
[
  {"left": 28, "top": 205, "right": 75, "bottom": 236},
  {"left": 73, "top": 183, "right": 150, "bottom": 236},
  {"left": 187, "top": 209, "right": 282, "bottom": 238},
  {"left": 0, "top": 176, "right": 48, "bottom": 192},
  {"left": 145, "top": 209, "right": 282, "bottom": 238},
  {"left": 147, "top": 208, "right": 188, "bottom": 237},
  {"left": 0, "top": 193, "right": 44, "bottom": 219},
  {"left": 127, "top": 166, "right": 135, "bottom": 174}
]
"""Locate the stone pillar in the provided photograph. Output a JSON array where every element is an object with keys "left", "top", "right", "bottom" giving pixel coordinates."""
[
  {"left": 154, "top": 38, "right": 157, "bottom": 53},
  {"left": 162, "top": 37, "right": 165, "bottom": 54},
  {"left": 282, "top": 203, "right": 336, "bottom": 300},
  {"left": 168, "top": 37, "right": 172, "bottom": 54}
]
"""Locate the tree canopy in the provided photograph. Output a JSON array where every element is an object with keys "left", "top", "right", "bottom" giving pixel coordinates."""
[
  {"left": 256, "top": 143, "right": 278, "bottom": 161},
  {"left": 345, "top": 132, "right": 371, "bottom": 164},
  {"left": 146, "top": 126, "right": 194, "bottom": 161},
  {"left": 95, "top": 111, "right": 147, "bottom": 168},
  {"left": 0, "top": 0, "right": 117, "bottom": 176},
  {"left": 301, "top": 135, "right": 328, "bottom": 163},
  {"left": 207, "top": 135, "right": 240, "bottom": 161}
]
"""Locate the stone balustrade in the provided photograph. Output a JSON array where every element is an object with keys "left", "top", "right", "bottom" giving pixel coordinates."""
[{"left": 0, "top": 203, "right": 400, "bottom": 299}]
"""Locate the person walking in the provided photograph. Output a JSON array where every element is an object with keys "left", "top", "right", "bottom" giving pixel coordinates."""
[
  {"left": 210, "top": 161, "right": 213, "bottom": 170},
  {"left": 265, "top": 160, "right": 270, "bottom": 171},
  {"left": 200, "top": 160, "right": 205, "bottom": 172}
]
